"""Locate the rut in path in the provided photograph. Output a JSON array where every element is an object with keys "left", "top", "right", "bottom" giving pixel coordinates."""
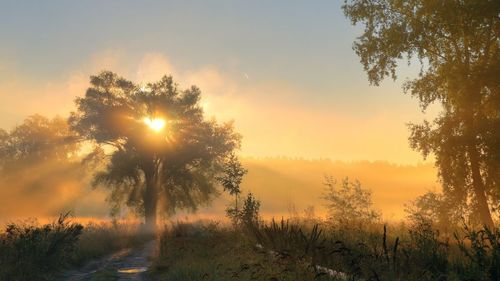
[{"left": 60, "top": 240, "right": 157, "bottom": 281}]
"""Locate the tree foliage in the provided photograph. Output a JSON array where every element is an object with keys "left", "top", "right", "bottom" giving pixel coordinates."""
[
  {"left": 238, "top": 193, "right": 261, "bottom": 226},
  {"left": 69, "top": 71, "right": 242, "bottom": 228},
  {"left": 343, "top": 0, "right": 499, "bottom": 226},
  {"left": 218, "top": 153, "right": 248, "bottom": 224},
  {"left": 405, "top": 191, "right": 466, "bottom": 231},
  {"left": 217, "top": 153, "right": 247, "bottom": 197},
  {"left": 0, "top": 115, "right": 79, "bottom": 171},
  {"left": 0, "top": 115, "right": 84, "bottom": 217},
  {"left": 322, "top": 176, "right": 380, "bottom": 224}
]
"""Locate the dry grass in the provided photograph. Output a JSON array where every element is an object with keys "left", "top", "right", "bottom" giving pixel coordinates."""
[{"left": 151, "top": 218, "right": 500, "bottom": 281}]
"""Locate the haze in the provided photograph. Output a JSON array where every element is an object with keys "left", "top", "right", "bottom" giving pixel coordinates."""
[
  {"left": 0, "top": 1, "right": 439, "bottom": 222},
  {"left": 0, "top": 0, "right": 438, "bottom": 164}
]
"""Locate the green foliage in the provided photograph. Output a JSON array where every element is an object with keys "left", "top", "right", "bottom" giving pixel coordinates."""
[
  {"left": 0, "top": 116, "right": 91, "bottom": 222},
  {"left": 322, "top": 176, "right": 380, "bottom": 225},
  {"left": 70, "top": 71, "right": 242, "bottom": 227},
  {"left": 0, "top": 216, "right": 153, "bottom": 281},
  {"left": 218, "top": 153, "right": 248, "bottom": 225},
  {"left": 151, "top": 218, "right": 500, "bottom": 281},
  {"left": 405, "top": 191, "right": 464, "bottom": 231},
  {"left": 0, "top": 115, "right": 79, "bottom": 170},
  {"left": 226, "top": 192, "right": 261, "bottom": 226},
  {"left": 249, "top": 218, "right": 325, "bottom": 260},
  {"left": 454, "top": 223, "right": 500, "bottom": 281},
  {"left": 246, "top": 218, "right": 500, "bottom": 280},
  {"left": 0, "top": 214, "right": 83, "bottom": 281},
  {"left": 406, "top": 216, "right": 449, "bottom": 279},
  {"left": 153, "top": 221, "right": 329, "bottom": 281},
  {"left": 343, "top": 0, "right": 500, "bottom": 226},
  {"left": 217, "top": 152, "right": 247, "bottom": 196},
  {"left": 241, "top": 193, "right": 261, "bottom": 225}
]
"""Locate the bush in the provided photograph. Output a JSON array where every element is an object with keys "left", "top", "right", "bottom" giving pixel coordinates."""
[
  {"left": 0, "top": 215, "right": 154, "bottom": 281},
  {"left": 226, "top": 192, "right": 261, "bottom": 227},
  {"left": 322, "top": 177, "right": 380, "bottom": 225},
  {"left": 0, "top": 214, "right": 83, "bottom": 281},
  {"left": 405, "top": 216, "right": 449, "bottom": 279},
  {"left": 454, "top": 223, "right": 500, "bottom": 281}
]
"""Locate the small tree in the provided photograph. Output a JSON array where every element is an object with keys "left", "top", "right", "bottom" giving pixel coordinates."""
[
  {"left": 240, "top": 193, "right": 261, "bottom": 226},
  {"left": 322, "top": 176, "right": 380, "bottom": 224},
  {"left": 217, "top": 153, "right": 247, "bottom": 224},
  {"left": 226, "top": 192, "right": 261, "bottom": 226}
]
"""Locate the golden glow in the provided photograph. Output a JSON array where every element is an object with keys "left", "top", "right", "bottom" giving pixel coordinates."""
[{"left": 143, "top": 117, "right": 166, "bottom": 132}]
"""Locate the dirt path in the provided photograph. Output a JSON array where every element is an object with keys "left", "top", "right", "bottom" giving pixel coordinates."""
[{"left": 60, "top": 240, "right": 157, "bottom": 281}]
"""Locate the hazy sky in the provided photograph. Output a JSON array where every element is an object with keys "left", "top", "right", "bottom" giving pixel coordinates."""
[{"left": 0, "top": 1, "right": 437, "bottom": 164}]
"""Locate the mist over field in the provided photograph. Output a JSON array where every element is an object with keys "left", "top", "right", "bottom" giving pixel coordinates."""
[
  {"left": 0, "top": 157, "right": 437, "bottom": 224},
  {"left": 1, "top": 1, "right": 498, "bottom": 280}
]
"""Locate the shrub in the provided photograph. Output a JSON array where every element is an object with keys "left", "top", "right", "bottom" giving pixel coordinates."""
[
  {"left": 404, "top": 215, "right": 449, "bottom": 279},
  {"left": 322, "top": 176, "right": 380, "bottom": 225},
  {"left": 454, "top": 223, "right": 500, "bottom": 281},
  {"left": 226, "top": 192, "right": 261, "bottom": 227},
  {"left": 405, "top": 191, "right": 464, "bottom": 232},
  {"left": 0, "top": 213, "right": 83, "bottom": 281}
]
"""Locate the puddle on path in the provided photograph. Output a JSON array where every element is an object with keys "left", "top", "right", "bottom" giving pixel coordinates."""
[{"left": 117, "top": 267, "right": 148, "bottom": 274}]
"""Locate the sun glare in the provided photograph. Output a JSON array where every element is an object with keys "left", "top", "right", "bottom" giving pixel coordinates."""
[{"left": 143, "top": 117, "right": 166, "bottom": 132}]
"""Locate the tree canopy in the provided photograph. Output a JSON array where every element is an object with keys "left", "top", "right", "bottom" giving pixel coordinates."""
[
  {"left": 0, "top": 115, "right": 84, "bottom": 217},
  {"left": 343, "top": 0, "right": 499, "bottom": 226},
  {"left": 0, "top": 115, "right": 79, "bottom": 171},
  {"left": 70, "top": 71, "right": 242, "bottom": 230}
]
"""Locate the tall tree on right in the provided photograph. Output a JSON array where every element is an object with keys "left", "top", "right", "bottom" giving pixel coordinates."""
[{"left": 343, "top": 0, "right": 499, "bottom": 227}]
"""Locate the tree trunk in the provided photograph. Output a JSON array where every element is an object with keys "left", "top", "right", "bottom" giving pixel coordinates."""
[
  {"left": 143, "top": 166, "right": 159, "bottom": 233},
  {"left": 468, "top": 144, "right": 495, "bottom": 228}
]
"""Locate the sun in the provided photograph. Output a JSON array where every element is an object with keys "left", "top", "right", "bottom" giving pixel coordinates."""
[{"left": 143, "top": 117, "right": 166, "bottom": 132}]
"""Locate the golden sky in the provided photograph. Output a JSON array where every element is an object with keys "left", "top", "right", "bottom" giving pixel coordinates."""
[
  {"left": 0, "top": 1, "right": 441, "bottom": 165},
  {"left": 0, "top": 50, "right": 439, "bottom": 165}
]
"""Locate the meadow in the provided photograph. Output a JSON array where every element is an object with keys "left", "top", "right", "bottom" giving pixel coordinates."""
[
  {"left": 151, "top": 217, "right": 500, "bottom": 281},
  {"left": 0, "top": 1, "right": 498, "bottom": 281},
  {"left": 1, "top": 208, "right": 499, "bottom": 280}
]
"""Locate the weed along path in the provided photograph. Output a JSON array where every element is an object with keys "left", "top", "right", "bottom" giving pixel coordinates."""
[{"left": 60, "top": 240, "right": 157, "bottom": 281}]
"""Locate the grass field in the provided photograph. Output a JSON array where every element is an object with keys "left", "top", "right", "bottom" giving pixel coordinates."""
[
  {"left": 150, "top": 218, "right": 500, "bottom": 281},
  {"left": 150, "top": 221, "right": 325, "bottom": 281},
  {"left": 1, "top": 215, "right": 498, "bottom": 281}
]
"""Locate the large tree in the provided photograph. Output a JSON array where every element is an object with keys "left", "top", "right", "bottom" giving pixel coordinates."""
[
  {"left": 343, "top": 0, "right": 499, "bottom": 226},
  {"left": 70, "top": 71, "right": 242, "bottom": 231}
]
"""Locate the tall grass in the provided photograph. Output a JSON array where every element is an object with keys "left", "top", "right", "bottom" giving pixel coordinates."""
[
  {"left": 152, "top": 218, "right": 500, "bottom": 281},
  {"left": 0, "top": 214, "right": 83, "bottom": 281},
  {"left": 248, "top": 218, "right": 499, "bottom": 281},
  {"left": 0, "top": 215, "right": 154, "bottom": 281},
  {"left": 71, "top": 221, "right": 154, "bottom": 266},
  {"left": 152, "top": 221, "right": 329, "bottom": 281}
]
